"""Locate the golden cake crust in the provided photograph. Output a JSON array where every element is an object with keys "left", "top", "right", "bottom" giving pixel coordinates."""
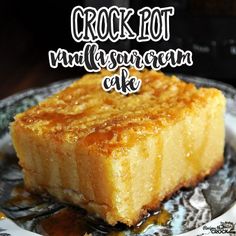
[{"left": 13, "top": 69, "right": 224, "bottom": 156}]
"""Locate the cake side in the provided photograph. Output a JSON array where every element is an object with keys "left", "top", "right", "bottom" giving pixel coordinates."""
[{"left": 10, "top": 70, "right": 225, "bottom": 226}]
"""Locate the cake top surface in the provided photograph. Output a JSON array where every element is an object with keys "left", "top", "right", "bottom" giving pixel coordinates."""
[{"left": 13, "top": 69, "right": 224, "bottom": 152}]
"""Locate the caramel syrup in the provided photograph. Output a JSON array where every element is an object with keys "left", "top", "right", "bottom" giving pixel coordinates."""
[
  {"left": 0, "top": 212, "right": 5, "bottom": 220},
  {"left": 132, "top": 209, "right": 171, "bottom": 234},
  {"left": 38, "top": 208, "right": 92, "bottom": 236},
  {"left": 38, "top": 206, "right": 171, "bottom": 236},
  {"left": 4, "top": 183, "right": 42, "bottom": 208}
]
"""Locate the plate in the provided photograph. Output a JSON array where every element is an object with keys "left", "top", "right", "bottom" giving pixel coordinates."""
[{"left": 0, "top": 75, "right": 236, "bottom": 236}]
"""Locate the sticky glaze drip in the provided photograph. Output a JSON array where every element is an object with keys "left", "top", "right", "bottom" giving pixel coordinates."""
[
  {"left": 38, "top": 208, "right": 92, "bottom": 236},
  {"left": 37, "top": 205, "right": 171, "bottom": 236},
  {"left": 0, "top": 212, "right": 5, "bottom": 220},
  {"left": 4, "top": 183, "right": 42, "bottom": 208},
  {"left": 5, "top": 184, "right": 40, "bottom": 205},
  {"left": 133, "top": 209, "right": 171, "bottom": 234}
]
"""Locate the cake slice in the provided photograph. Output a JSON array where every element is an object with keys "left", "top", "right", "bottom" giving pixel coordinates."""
[{"left": 10, "top": 69, "right": 225, "bottom": 226}]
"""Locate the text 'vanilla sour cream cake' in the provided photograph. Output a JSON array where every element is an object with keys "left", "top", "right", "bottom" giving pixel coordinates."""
[{"left": 10, "top": 69, "right": 225, "bottom": 226}]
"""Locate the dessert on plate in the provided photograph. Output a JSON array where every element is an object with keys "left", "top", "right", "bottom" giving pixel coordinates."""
[{"left": 10, "top": 69, "right": 225, "bottom": 226}]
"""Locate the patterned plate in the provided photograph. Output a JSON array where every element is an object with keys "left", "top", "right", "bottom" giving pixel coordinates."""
[{"left": 0, "top": 75, "right": 235, "bottom": 236}]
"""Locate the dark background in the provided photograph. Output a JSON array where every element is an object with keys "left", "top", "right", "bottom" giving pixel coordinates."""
[{"left": 1, "top": 0, "right": 236, "bottom": 99}]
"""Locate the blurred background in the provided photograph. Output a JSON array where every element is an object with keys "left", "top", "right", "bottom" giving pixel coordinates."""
[{"left": 1, "top": 0, "right": 236, "bottom": 99}]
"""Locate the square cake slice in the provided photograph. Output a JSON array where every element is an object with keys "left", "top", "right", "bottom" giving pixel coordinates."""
[{"left": 10, "top": 69, "right": 225, "bottom": 226}]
